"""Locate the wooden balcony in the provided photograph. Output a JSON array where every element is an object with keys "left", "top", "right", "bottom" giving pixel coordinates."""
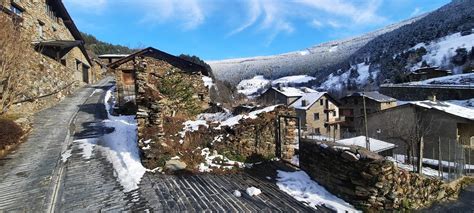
[{"left": 325, "top": 117, "right": 345, "bottom": 125}]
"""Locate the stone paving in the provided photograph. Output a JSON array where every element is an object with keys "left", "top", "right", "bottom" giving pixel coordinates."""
[{"left": 0, "top": 78, "right": 321, "bottom": 212}]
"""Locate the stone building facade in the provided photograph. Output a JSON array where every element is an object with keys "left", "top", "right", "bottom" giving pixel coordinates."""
[{"left": 0, "top": 0, "right": 95, "bottom": 113}]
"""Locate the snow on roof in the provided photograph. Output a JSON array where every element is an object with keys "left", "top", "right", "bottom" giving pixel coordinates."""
[
  {"left": 336, "top": 136, "right": 396, "bottom": 153},
  {"left": 349, "top": 91, "right": 397, "bottom": 102},
  {"left": 217, "top": 105, "right": 279, "bottom": 129},
  {"left": 411, "top": 100, "right": 474, "bottom": 121},
  {"left": 272, "top": 75, "right": 316, "bottom": 85},
  {"left": 290, "top": 92, "right": 326, "bottom": 110},
  {"left": 273, "top": 87, "right": 317, "bottom": 97}
]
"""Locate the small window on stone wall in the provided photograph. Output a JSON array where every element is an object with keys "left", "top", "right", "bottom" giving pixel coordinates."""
[
  {"left": 198, "top": 93, "right": 204, "bottom": 101},
  {"left": 61, "top": 59, "right": 66, "bottom": 66}
]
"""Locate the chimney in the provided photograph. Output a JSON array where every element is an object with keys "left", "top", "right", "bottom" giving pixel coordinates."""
[
  {"left": 429, "top": 95, "right": 437, "bottom": 102},
  {"left": 301, "top": 99, "right": 307, "bottom": 106}
]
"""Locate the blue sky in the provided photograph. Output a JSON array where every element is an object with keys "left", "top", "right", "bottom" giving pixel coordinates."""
[{"left": 64, "top": 0, "right": 450, "bottom": 60}]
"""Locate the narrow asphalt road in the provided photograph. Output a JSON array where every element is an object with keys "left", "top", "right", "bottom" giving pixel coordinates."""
[{"left": 0, "top": 78, "right": 317, "bottom": 212}]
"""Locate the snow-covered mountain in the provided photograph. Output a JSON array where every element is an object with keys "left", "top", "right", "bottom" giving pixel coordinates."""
[{"left": 209, "top": 0, "right": 474, "bottom": 96}]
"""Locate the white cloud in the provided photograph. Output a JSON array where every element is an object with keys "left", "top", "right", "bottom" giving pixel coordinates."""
[
  {"left": 227, "top": 0, "right": 386, "bottom": 44},
  {"left": 310, "top": 19, "right": 323, "bottom": 28},
  {"left": 410, "top": 7, "right": 423, "bottom": 17},
  {"left": 138, "top": 0, "right": 205, "bottom": 30}
]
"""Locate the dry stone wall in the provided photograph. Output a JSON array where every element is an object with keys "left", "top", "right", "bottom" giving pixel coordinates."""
[{"left": 299, "top": 139, "right": 466, "bottom": 211}]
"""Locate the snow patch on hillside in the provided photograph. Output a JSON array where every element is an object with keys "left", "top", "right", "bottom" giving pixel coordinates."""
[
  {"left": 406, "top": 73, "right": 474, "bottom": 86},
  {"left": 272, "top": 75, "right": 316, "bottom": 86},
  {"left": 320, "top": 63, "right": 377, "bottom": 91},
  {"left": 410, "top": 31, "right": 474, "bottom": 72},
  {"left": 236, "top": 75, "right": 270, "bottom": 97}
]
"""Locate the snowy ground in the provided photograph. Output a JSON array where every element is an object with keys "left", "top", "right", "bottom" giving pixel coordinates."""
[
  {"left": 405, "top": 73, "right": 474, "bottom": 86},
  {"left": 409, "top": 30, "right": 474, "bottom": 73},
  {"left": 100, "top": 88, "right": 147, "bottom": 192},
  {"left": 198, "top": 148, "right": 245, "bottom": 172},
  {"left": 276, "top": 170, "right": 360, "bottom": 213},
  {"left": 387, "top": 156, "right": 448, "bottom": 179},
  {"left": 236, "top": 75, "right": 317, "bottom": 97},
  {"left": 320, "top": 62, "right": 378, "bottom": 91}
]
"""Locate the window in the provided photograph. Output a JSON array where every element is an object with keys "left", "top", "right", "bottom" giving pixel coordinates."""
[
  {"left": 198, "top": 94, "right": 205, "bottom": 101},
  {"left": 38, "top": 21, "right": 45, "bottom": 38},
  {"left": 335, "top": 125, "right": 338, "bottom": 130},
  {"left": 313, "top": 113, "right": 319, "bottom": 121},
  {"left": 76, "top": 60, "right": 81, "bottom": 71},
  {"left": 10, "top": 4, "right": 23, "bottom": 16},
  {"left": 354, "top": 99, "right": 358, "bottom": 105},
  {"left": 320, "top": 99, "right": 323, "bottom": 106},
  {"left": 333, "top": 111, "right": 337, "bottom": 117}
]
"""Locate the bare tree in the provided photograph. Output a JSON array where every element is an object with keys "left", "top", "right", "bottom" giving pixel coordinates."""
[
  {"left": 383, "top": 107, "right": 436, "bottom": 168},
  {"left": 0, "top": 15, "right": 31, "bottom": 114}
]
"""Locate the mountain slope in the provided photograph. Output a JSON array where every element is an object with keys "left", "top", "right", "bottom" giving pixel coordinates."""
[{"left": 208, "top": 0, "right": 474, "bottom": 94}]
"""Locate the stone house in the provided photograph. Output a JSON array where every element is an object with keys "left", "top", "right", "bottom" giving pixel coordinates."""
[
  {"left": 108, "top": 47, "right": 210, "bottom": 111},
  {"left": 0, "top": 0, "right": 94, "bottom": 84},
  {"left": 366, "top": 101, "right": 474, "bottom": 164},
  {"left": 339, "top": 91, "right": 397, "bottom": 136},
  {"left": 258, "top": 86, "right": 316, "bottom": 106},
  {"left": 290, "top": 92, "right": 343, "bottom": 140},
  {"left": 407, "top": 67, "right": 451, "bottom": 82}
]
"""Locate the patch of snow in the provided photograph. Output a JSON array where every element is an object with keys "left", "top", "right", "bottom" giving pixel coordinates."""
[
  {"left": 336, "top": 136, "right": 396, "bottom": 153},
  {"left": 198, "top": 148, "right": 244, "bottom": 172},
  {"left": 272, "top": 75, "right": 316, "bottom": 86},
  {"left": 409, "top": 31, "right": 474, "bottom": 71},
  {"left": 276, "top": 170, "right": 359, "bottom": 212},
  {"left": 291, "top": 155, "right": 299, "bottom": 166},
  {"left": 387, "top": 156, "right": 449, "bottom": 179},
  {"left": 448, "top": 98, "right": 474, "bottom": 109},
  {"left": 236, "top": 75, "right": 271, "bottom": 97},
  {"left": 61, "top": 149, "right": 72, "bottom": 163},
  {"left": 299, "top": 50, "right": 310, "bottom": 56},
  {"left": 197, "top": 111, "right": 232, "bottom": 123},
  {"left": 178, "top": 120, "right": 209, "bottom": 142},
  {"left": 217, "top": 105, "right": 279, "bottom": 129},
  {"left": 246, "top": 187, "right": 262, "bottom": 196},
  {"left": 201, "top": 76, "right": 214, "bottom": 89},
  {"left": 101, "top": 87, "right": 147, "bottom": 192},
  {"left": 406, "top": 73, "right": 474, "bottom": 86},
  {"left": 75, "top": 138, "right": 98, "bottom": 160},
  {"left": 233, "top": 190, "right": 242, "bottom": 197},
  {"left": 266, "top": 176, "right": 272, "bottom": 180}
]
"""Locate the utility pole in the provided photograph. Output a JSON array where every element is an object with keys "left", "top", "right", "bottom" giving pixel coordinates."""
[{"left": 362, "top": 92, "right": 370, "bottom": 151}]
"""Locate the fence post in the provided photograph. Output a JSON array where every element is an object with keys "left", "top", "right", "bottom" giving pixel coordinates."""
[
  {"left": 418, "top": 136, "right": 424, "bottom": 175},
  {"left": 448, "top": 139, "right": 451, "bottom": 180},
  {"left": 438, "top": 137, "right": 442, "bottom": 179}
]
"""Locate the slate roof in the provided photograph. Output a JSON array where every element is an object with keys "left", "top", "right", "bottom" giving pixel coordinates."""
[
  {"left": 290, "top": 92, "right": 327, "bottom": 110},
  {"left": 349, "top": 91, "right": 397, "bottom": 103},
  {"left": 411, "top": 100, "right": 474, "bottom": 121}
]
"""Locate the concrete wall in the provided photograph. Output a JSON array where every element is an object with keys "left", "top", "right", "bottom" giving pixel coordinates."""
[
  {"left": 299, "top": 139, "right": 464, "bottom": 211},
  {"left": 366, "top": 105, "right": 474, "bottom": 164},
  {"left": 380, "top": 85, "right": 474, "bottom": 101}
]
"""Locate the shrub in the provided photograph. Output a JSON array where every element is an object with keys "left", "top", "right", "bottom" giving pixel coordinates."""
[{"left": 0, "top": 118, "right": 23, "bottom": 150}]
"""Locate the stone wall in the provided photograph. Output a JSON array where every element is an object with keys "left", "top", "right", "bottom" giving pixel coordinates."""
[
  {"left": 380, "top": 85, "right": 474, "bottom": 101},
  {"left": 212, "top": 106, "right": 297, "bottom": 162},
  {"left": 299, "top": 139, "right": 465, "bottom": 211},
  {"left": 8, "top": 51, "right": 85, "bottom": 115}
]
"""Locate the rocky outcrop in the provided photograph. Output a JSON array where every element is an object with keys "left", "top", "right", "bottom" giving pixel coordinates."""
[{"left": 300, "top": 139, "right": 467, "bottom": 211}]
